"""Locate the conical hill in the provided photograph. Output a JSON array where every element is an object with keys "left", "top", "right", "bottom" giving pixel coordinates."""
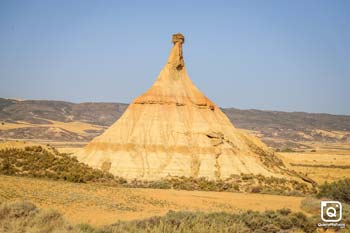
[{"left": 78, "top": 33, "right": 288, "bottom": 180}]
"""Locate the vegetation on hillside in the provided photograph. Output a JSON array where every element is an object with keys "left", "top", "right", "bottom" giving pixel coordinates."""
[
  {"left": 0, "top": 146, "right": 125, "bottom": 184},
  {"left": 0, "top": 201, "right": 320, "bottom": 233},
  {"left": 0, "top": 146, "right": 315, "bottom": 196},
  {"left": 0, "top": 201, "right": 72, "bottom": 233},
  {"left": 102, "top": 209, "right": 318, "bottom": 233},
  {"left": 127, "top": 173, "right": 315, "bottom": 196}
]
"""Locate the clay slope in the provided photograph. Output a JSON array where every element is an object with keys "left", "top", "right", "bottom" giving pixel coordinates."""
[{"left": 78, "top": 33, "right": 286, "bottom": 180}]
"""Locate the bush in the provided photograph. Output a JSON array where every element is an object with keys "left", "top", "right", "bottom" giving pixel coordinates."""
[
  {"left": 0, "top": 201, "right": 319, "bottom": 233},
  {"left": 149, "top": 180, "right": 171, "bottom": 189},
  {"left": 101, "top": 209, "right": 316, "bottom": 233},
  {"left": 0, "top": 201, "right": 73, "bottom": 233},
  {"left": 317, "top": 179, "right": 350, "bottom": 204},
  {"left": 0, "top": 157, "right": 17, "bottom": 175},
  {"left": 0, "top": 201, "right": 37, "bottom": 219},
  {"left": 0, "top": 146, "right": 124, "bottom": 186},
  {"left": 301, "top": 197, "right": 350, "bottom": 230},
  {"left": 251, "top": 186, "right": 262, "bottom": 193},
  {"left": 76, "top": 223, "right": 95, "bottom": 233},
  {"left": 277, "top": 208, "right": 292, "bottom": 216},
  {"left": 281, "top": 148, "right": 295, "bottom": 152}
]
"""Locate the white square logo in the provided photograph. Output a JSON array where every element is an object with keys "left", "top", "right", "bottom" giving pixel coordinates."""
[{"left": 320, "top": 201, "right": 342, "bottom": 223}]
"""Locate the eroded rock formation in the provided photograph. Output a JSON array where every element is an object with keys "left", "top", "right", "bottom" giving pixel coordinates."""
[{"left": 78, "top": 33, "right": 287, "bottom": 180}]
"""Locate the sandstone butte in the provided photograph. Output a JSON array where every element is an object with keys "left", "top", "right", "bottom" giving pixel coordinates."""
[{"left": 78, "top": 33, "right": 295, "bottom": 181}]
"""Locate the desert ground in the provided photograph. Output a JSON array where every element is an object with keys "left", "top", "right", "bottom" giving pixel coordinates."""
[{"left": 0, "top": 175, "right": 304, "bottom": 226}]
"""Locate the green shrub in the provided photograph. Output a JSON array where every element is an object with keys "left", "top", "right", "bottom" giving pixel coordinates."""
[
  {"left": 0, "top": 157, "right": 17, "bottom": 175},
  {"left": 0, "top": 146, "right": 124, "bottom": 186},
  {"left": 317, "top": 179, "right": 350, "bottom": 204},
  {"left": 241, "top": 173, "right": 254, "bottom": 181},
  {"left": 281, "top": 148, "right": 295, "bottom": 153},
  {"left": 149, "top": 180, "right": 171, "bottom": 189},
  {"left": 0, "top": 201, "right": 73, "bottom": 233},
  {"left": 100, "top": 209, "right": 316, "bottom": 233},
  {"left": 251, "top": 186, "right": 262, "bottom": 193},
  {"left": 0, "top": 201, "right": 320, "bottom": 233},
  {"left": 277, "top": 208, "right": 292, "bottom": 216},
  {"left": 301, "top": 197, "right": 350, "bottom": 230},
  {"left": 76, "top": 223, "right": 95, "bottom": 233},
  {"left": 0, "top": 201, "right": 37, "bottom": 219}
]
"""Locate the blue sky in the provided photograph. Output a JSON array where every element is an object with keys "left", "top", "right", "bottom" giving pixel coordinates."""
[{"left": 0, "top": 0, "right": 349, "bottom": 115}]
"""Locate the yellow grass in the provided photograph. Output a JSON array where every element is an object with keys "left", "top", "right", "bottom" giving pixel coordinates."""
[
  {"left": 48, "top": 120, "right": 105, "bottom": 135},
  {"left": 0, "top": 121, "right": 32, "bottom": 130},
  {"left": 0, "top": 175, "right": 304, "bottom": 226},
  {"left": 312, "top": 129, "right": 349, "bottom": 140},
  {"left": 0, "top": 120, "right": 105, "bottom": 136},
  {"left": 277, "top": 143, "right": 350, "bottom": 184},
  {"left": 0, "top": 140, "right": 41, "bottom": 149}
]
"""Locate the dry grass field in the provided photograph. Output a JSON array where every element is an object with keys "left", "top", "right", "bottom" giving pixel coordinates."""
[
  {"left": 277, "top": 143, "right": 350, "bottom": 184},
  {"left": 0, "top": 120, "right": 105, "bottom": 135},
  {"left": 0, "top": 175, "right": 305, "bottom": 226},
  {"left": 0, "top": 140, "right": 85, "bottom": 154}
]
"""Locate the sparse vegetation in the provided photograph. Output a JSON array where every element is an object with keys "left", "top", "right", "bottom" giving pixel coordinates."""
[
  {"left": 301, "top": 197, "right": 350, "bottom": 231},
  {"left": 0, "top": 201, "right": 319, "bottom": 233},
  {"left": 0, "top": 201, "right": 74, "bottom": 233},
  {"left": 126, "top": 173, "right": 315, "bottom": 196},
  {"left": 281, "top": 148, "right": 296, "bottom": 153},
  {"left": 101, "top": 209, "right": 318, "bottom": 233},
  {"left": 247, "top": 143, "right": 285, "bottom": 168},
  {"left": 0, "top": 146, "right": 126, "bottom": 185},
  {"left": 291, "top": 163, "right": 350, "bottom": 169},
  {"left": 0, "top": 146, "right": 315, "bottom": 196}
]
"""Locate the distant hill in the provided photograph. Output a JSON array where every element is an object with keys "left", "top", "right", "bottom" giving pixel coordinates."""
[
  {"left": 1, "top": 98, "right": 349, "bottom": 148},
  {"left": 0, "top": 98, "right": 127, "bottom": 125},
  {"left": 223, "top": 108, "right": 350, "bottom": 148}
]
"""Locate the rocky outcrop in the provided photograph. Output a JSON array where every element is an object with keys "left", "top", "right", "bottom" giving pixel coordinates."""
[{"left": 78, "top": 33, "right": 288, "bottom": 180}]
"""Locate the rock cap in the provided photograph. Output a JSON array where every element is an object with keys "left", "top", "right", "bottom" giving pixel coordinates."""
[{"left": 172, "top": 33, "right": 185, "bottom": 44}]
